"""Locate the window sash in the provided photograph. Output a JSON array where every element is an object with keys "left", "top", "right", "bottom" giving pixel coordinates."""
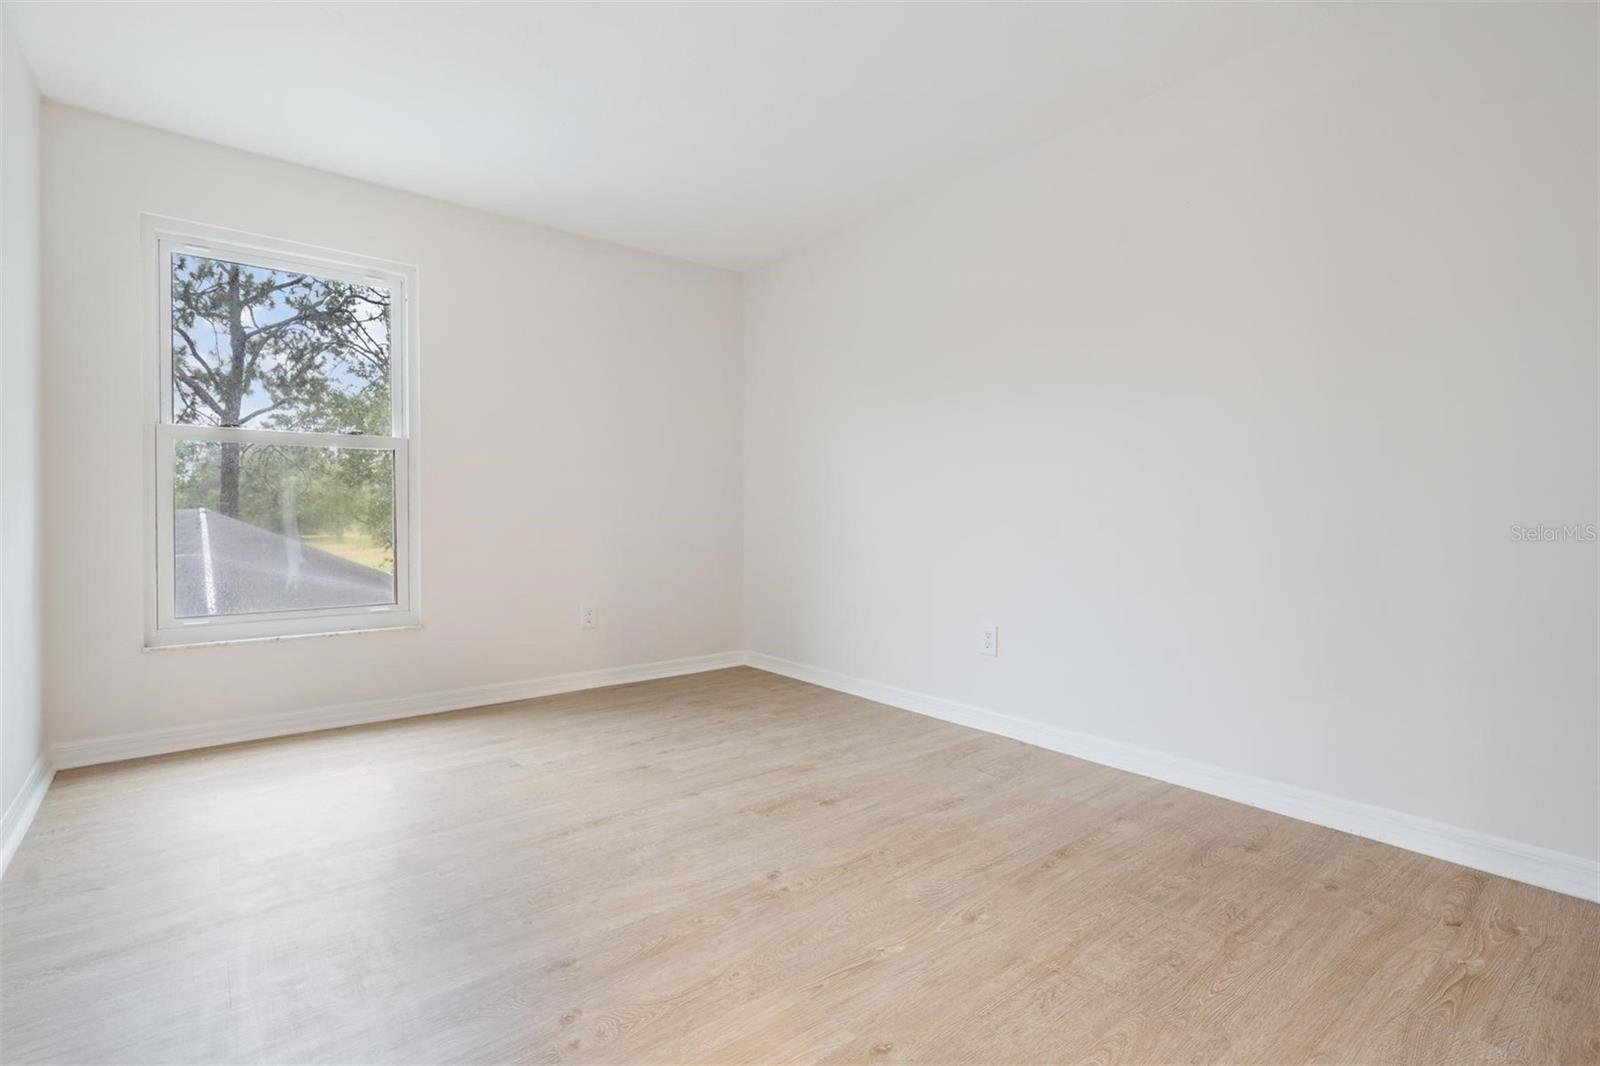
[
  {"left": 162, "top": 423, "right": 402, "bottom": 451},
  {"left": 152, "top": 424, "right": 414, "bottom": 639},
  {"left": 157, "top": 235, "right": 409, "bottom": 438},
  {"left": 145, "top": 218, "right": 419, "bottom": 647}
]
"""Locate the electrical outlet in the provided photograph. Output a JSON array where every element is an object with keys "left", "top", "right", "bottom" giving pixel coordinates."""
[
  {"left": 580, "top": 603, "right": 598, "bottom": 629},
  {"left": 980, "top": 621, "right": 998, "bottom": 656}
]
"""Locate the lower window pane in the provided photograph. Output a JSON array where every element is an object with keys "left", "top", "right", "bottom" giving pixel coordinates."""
[{"left": 173, "top": 440, "right": 396, "bottom": 618}]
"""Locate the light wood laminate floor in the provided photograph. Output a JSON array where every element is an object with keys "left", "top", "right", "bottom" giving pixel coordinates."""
[{"left": 3, "top": 667, "right": 1596, "bottom": 1064}]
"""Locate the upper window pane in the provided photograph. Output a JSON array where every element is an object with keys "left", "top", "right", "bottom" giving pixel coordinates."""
[{"left": 170, "top": 253, "right": 392, "bottom": 434}]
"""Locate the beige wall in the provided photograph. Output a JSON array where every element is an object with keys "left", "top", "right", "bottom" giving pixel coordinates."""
[
  {"left": 744, "top": 5, "right": 1599, "bottom": 862},
  {"left": 1, "top": 14, "right": 44, "bottom": 827},
  {"left": 41, "top": 105, "right": 744, "bottom": 747}
]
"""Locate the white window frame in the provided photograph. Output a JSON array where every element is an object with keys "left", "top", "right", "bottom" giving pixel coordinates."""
[{"left": 142, "top": 216, "right": 421, "bottom": 648}]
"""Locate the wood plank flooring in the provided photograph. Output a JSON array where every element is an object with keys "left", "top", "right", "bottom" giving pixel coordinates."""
[{"left": 2, "top": 667, "right": 1596, "bottom": 1064}]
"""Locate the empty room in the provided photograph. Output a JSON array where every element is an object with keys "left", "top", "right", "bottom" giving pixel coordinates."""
[{"left": 1, "top": 1, "right": 1596, "bottom": 1063}]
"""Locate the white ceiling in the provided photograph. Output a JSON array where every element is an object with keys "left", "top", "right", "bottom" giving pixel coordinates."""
[{"left": 8, "top": 2, "right": 1327, "bottom": 270}]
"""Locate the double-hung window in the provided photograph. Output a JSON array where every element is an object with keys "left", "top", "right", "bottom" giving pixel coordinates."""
[{"left": 145, "top": 219, "right": 419, "bottom": 646}]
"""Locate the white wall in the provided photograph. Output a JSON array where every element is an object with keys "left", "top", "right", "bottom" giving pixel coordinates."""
[
  {"left": 42, "top": 105, "right": 743, "bottom": 748},
  {"left": 745, "top": 5, "right": 1598, "bottom": 863},
  {"left": 1, "top": 16, "right": 45, "bottom": 824}
]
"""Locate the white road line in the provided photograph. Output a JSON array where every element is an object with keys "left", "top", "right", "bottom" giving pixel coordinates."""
[{"left": 197, "top": 508, "right": 219, "bottom": 616}]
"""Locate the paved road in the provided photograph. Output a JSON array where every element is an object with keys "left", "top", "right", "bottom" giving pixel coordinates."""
[{"left": 174, "top": 508, "right": 394, "bottom": 618}]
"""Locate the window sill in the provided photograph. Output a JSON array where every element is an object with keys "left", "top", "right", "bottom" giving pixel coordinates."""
[{"left": 143, "top": 622, "right": 422, "bottom": 652}]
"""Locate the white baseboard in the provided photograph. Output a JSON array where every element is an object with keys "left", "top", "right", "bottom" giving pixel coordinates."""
[
  {"left": 1, "top": 752, "right": 54, "bottom": 877},
  {"left": 49, "top": 651, "right": 747, "bottom": 770},
  {"left": 745, "top": 652, "right": 1600, "bottom": 904},
  {"left": 37, "top": 648, "right": 1600, "bottom": 904}
]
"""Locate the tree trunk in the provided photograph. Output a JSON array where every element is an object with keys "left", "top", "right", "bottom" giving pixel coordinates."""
[
  {"left": 219, "top": 442, "right": 241, "bottom": 519},
  {"left": 220, "top": 266, "right": 248, "bottom": 519}
]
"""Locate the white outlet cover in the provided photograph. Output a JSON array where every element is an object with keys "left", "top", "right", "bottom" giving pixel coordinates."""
[{"left": 980, "top": 621, "right": 998, "bottom": 656}]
